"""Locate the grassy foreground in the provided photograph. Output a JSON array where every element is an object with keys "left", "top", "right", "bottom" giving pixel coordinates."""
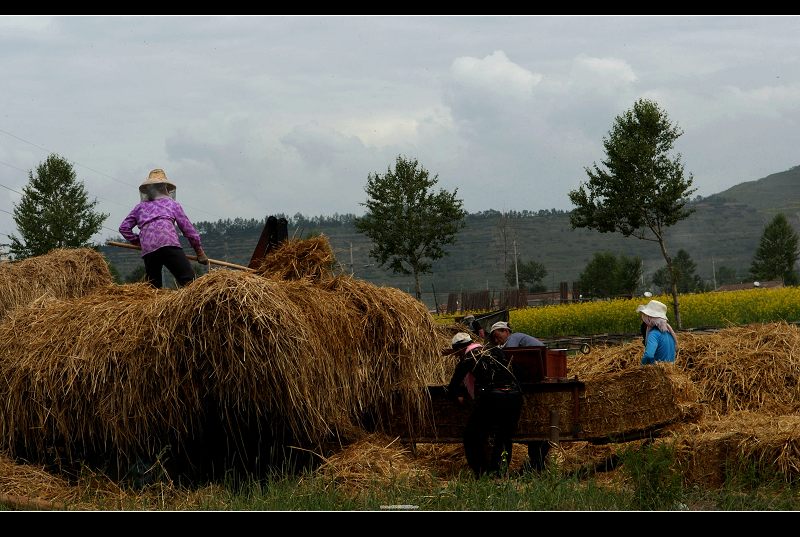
[
  {"left": 4, "top": 442, "right": 798, "bottom": 511},
  {"left": 190, "top": 443, "right": 800, "bottom": 511}
]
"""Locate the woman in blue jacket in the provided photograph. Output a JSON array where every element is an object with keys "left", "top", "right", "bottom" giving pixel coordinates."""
[{"left": 636, "top": 299, "right": 677, "bottom": 365}]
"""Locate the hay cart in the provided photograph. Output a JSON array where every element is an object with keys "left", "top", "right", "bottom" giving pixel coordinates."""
[
  {"left": 388, "top": 346, "right": 584, "bottom": 468},
  {"left": 387, "top": 345, "right": 692, "bottom": 469}
]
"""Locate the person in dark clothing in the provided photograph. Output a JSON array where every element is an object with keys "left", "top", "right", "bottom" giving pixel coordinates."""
[
  {"left": 447, "top": 332, "right": 523, "bottom": 478},
  {"left": 461, "top": 314, "right": 486, "bottom": 339}
]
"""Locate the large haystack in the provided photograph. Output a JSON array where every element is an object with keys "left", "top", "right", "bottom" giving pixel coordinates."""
[
  {"left": 0, "top": 247, "right": 112, "bottom": 320},
  {"left": 0, "top": 264, "right": 443, "bottom": 479}
]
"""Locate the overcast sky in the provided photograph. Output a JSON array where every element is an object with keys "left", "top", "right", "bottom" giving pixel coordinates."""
[{"left": 0, "top": 15, "right": 798, "bottom": 244}]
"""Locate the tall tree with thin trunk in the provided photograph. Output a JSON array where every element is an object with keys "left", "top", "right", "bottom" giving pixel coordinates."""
[
  {"left": 355, "top": 155, "right": 466, "bottom": 300},
  {"left": 9, "top": 153, "right": 107, "bottom": 259},
  {"left": 568, "top": 99, "right": 696, "bottom": 328}
]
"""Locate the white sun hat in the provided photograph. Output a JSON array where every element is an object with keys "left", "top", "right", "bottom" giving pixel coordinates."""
[
  {"left": 636, "top": 299, "right": 668, "bottom": 320},
  {"left": 489, "top": 321, "right": 510, "bottom": 334},
  {"left": 451, "top": 332, "right": 472, "bottom": 348}
]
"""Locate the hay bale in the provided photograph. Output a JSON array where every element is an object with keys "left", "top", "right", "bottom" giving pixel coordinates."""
[
  {"left": 0, "top": 268, "right": 442, "bottom": 477},
  {"left": 254, "top": 235, "right": 335, "bottom": 281},
  {"left": 580, "top": 363, "right": 699, "bottom": 442},
  {"left": 674, "top": 412, "right": 800, "bottom": 487},
  {"left": 0, "top": 247, "right": 112, "bottom": 320}
]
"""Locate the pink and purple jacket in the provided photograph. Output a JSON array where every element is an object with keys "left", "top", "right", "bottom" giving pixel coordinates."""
[{"left": 119, "top": 197, "right": 203, "bottom": 257}]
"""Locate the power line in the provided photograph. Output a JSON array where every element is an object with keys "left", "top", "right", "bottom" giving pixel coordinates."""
[
  {"left": 0, "top": 182, "right": 23, "bottom": 197},
  {"left": 0, "top": 127, "right": 221, "bottom": 219},
  {"left": 0, "top": 197, "right": 118, "bottom": 236},
  {"left": 1, "top": 158, "right": 135, "bottom": 215},
  {"left": 0, "top": 159, "right": 28, "bottom": 174}
]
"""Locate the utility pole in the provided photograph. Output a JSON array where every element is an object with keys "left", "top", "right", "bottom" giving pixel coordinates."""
[
  {"left": 513, "top": 239, "right": 519, "bottom": 290},
  {"left": 350, "top": 242, "right": 354, "bottom": 275},
  {"left": 712, "top": 256, "right": 717, "bottom": 290}
]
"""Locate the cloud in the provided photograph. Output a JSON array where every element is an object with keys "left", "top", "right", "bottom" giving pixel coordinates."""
[
  {"left": 451, "top": 50, "right": 542, "bottom": 100},
  {"left": 281, "top": 122, "right": 370, "bottom": 167},
  {"left": 570, "top": 54, "right": 638, "bottom": 90}
]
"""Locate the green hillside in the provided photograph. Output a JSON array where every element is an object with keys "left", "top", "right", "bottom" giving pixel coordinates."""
[
  {"left": 709, "top": 165, "right": 800, "bottom": 217},
  {"left": 101, "top": 166, "right": 800, "bottom": 309}
]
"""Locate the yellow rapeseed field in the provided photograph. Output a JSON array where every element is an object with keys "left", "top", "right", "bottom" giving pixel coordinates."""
[{"left": 448, "top": 287, "right": 800, "bottom": 338}]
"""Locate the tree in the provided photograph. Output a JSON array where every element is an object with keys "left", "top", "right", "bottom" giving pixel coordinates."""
[
  {"left": 354, "top": 155, "right": 466, "bottom": 299},
  {"left": 579, "top": 252, "right": 618, "bottom": 298},
  {"left": 750, "top": 213, "right": 800, "bottom": 285},
  {"left": 505, "top": 259, "right": 547, "bottom": 292},
  {"left": 617, "top": 254, "right": 644, "bottom": 297},
  {"left": 568, "top": 98, "right": 696, "bottom": 327},
  {"left": 715, "top": 265, "right": 739, "bottom": 286},
  {"left": 9, "top": 153, "right": 107, "bottom": 259},
  {"left": 578, "top": 251, "right": 642, "bottom": 298},
  {"left": 652, "top": 249, "right": 706, "bottom": 293}
]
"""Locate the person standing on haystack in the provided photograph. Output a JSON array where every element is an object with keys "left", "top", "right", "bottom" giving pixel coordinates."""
[
  {"left": 636, "top": 299, "right": 677, "bottom": 365},
  {"left": 447, "top": 332, "right": 523, "bottom": 478},
  {"left": 119, "top": 168, "right": 208, "bottom": 289}
]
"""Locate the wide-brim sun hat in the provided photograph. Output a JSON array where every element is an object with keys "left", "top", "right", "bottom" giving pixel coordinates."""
[
  {"left": 490, "top": 321, "right": 510, "bottom": 334},
  {"left": 636, "top": 299, "right": 668, "bottom": 320},
  {"left": 139, "top": 168, "right": 176, "bottom": 194}
]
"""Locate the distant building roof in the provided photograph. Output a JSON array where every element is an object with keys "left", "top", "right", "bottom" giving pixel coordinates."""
[{"left": 715, "top": 280, "right": 784, "bottom": 291}]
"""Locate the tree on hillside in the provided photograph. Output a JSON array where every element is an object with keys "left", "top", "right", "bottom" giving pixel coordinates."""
[
  {"left": 652, "top": 249, "right": 707, "bottom": 294},
  {"left": 578, "top": 251, "right": 642, "bottom": 298},
  {"left": 355, "top": 155, "right": 466, "bottom": 300},
  {"left": 617, "top": 254, "right": 644, "bottom": 297},
  {"left": 750, "top": 213, "right": 800, "bottom": 285},
  {"left": 568, "top": 98, "right": 696, "bottom": 327},
  {"left": 715, "top": 265, "right": 739, "bottom": 286},
  {"left": 8, "top": 153, "right": 107, "bottom": 259},
  {"left": 505, "top": 259, "right": 547, "bottom": 292}
]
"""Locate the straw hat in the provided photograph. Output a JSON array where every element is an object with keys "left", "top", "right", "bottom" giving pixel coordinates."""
[
  {"left": 139, "top": 168, "right": 176, "bottom": 194},
  {"left": 636, "top": 299, "right": 668, "bottom": 320}
]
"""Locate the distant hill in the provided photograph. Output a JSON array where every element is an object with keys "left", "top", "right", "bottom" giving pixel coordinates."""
[
  {"left": 101, "top": 165, "right": 800, "bottom": 308},
  {"left": 708, "top": 165, "right": 800, "bottom": 217}
]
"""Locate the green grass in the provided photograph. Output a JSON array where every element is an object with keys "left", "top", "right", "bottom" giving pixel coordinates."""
[{"left": 88, "top": 444, "right": 800, "bottom": 511}]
